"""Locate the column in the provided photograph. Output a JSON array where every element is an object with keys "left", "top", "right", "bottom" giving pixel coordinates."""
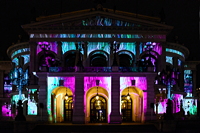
[
  {"left": 110, "top": 75, "right": 121, "bottom": 123},
  {"left": 29, "top": 41, "right": 37, "bottom": 85},
  {"left": 145, "top": 75, "right": 157, "bottom": 121},
  {"left": 83, "top": 42, "right": 88, "bottom": 67},
  {"left": 109, "top": 42, "right": 114, "bottom": 67},
  {"left": 72, "top": 75, "right": 85, "bottom": 124},
  {"left": 135, "top": 42, "right": 140, "bottom": 64},
  {"left": 192, "top": 70, "right": 197, "bottom": 97},
  {"left": 37, "top": 73, "right": 48, "bottom": 121},
  {"left": 57, "top": 41, "right": 63, "bottom": 66}
]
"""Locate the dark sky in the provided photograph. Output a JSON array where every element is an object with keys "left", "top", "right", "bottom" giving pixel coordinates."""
[{"left": 0, "top": 0, "right": 199, "bottom": 61}]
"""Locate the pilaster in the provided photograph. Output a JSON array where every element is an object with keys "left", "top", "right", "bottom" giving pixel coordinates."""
[
  {"left": 73, "top": 75, "right": 85, "bottom": 124},
  {"left": 110, "top": 75, "right": 121, "bottom": 123},
  {"left": 145, "top": 75, "right": 157, "bottom": 121}
]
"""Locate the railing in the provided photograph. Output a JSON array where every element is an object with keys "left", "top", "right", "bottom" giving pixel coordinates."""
[{"left": 49, "top": 66, "right": 155, "bottom": 72}]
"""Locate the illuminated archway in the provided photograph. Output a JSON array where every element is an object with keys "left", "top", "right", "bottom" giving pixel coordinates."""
[
  {"left": 51, "top": 86, "right": 73, "bottom": 123},
  {"left": 121, "top": 87, "right": 144, "bottom": 122},
  {"left": 86, "top": 86, "right": 109, "bottom": 123}
]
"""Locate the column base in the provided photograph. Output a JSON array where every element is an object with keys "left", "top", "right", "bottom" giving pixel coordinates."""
[
  {"left": 72, "top": 114, "right": 85, "bottom": 124},
  {"left": 109, "top": 114, "right": 122, "bottom": 124}
]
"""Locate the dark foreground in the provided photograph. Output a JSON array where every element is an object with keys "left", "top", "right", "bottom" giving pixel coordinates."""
[{"left": 0, "top": 120, "right": 200, "bottom": 133}]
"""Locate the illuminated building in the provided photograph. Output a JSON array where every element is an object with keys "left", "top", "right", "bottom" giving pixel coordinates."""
[{"left": 1, "top": 6, "right": 199, "bottom": 123}]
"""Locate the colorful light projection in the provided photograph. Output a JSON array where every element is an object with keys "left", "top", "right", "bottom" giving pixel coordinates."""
[
  {"left": 30, "top": 33, "right": 165, "bottom": 40},
  {"left": 120, "top": 77, "right": 147, "bottom": 116},
  {"left": 82, "top": 16, "right": 140, "bottom": 27},
  {"left": 27, "top": 89, "right": 38, "bottom": 115},
  {"left": 171, "top": 94, "right": 183, "bottom": 113},
  {"left": 62, "top": 42, "right": 83, "bottom": 55},
  {"left": 2, "top": 104, "right": 11, "bottom": 117},
  {"left": 143, "top": 42, "right": 162, "bottom": 55},
  {"left": 47, "top": 76, "right": 75, "bottom": 122},
  {"left": 12, "top": 94, "right": 26, "bottom": 104},
  {"left": 21, "top": 54, "right": 30, "bottom": 65},
  {"left": 166, "top": 48, "right": 185, "bottom": 58},
  {"left": 11, "top": 48, "right": 30, "bottom": 58},
  {"left": 183, "top": 99, "right": 197, "bottom": 115},
  {"left": 178, "top": 59, "right": 182, "bottom": 66},
  {"left": 184, "top": 70, "right": 193, "bottom": 97},
  {"left": 84, "top": 76, "right": 111, "bottom": 122},
  {"left": 12, "top": 57, "right": 19, "bottom": 66},
  {"left": 166, "top": 56, "right": 173, "bottom": 65},
  {"left": 87, "top": 42, "right": 110, "bottom": 56},
  {"left": 116, "top": 42, "right": 136, "bottom": 54},
  {"left": 37, "top": 42, "right": 58, "bottom": 54}
]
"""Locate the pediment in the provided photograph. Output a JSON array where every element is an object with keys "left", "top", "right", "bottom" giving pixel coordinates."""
[{"left": 22, "top": 9, "right": 173, "bottom": 33}]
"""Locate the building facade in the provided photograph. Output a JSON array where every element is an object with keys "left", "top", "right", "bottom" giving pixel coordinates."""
[{"left": 1, "top": 7, "right": 199, "bottom": 123}]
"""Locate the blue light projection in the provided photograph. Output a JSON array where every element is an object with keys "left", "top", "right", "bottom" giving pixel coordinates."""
[
  {"left": 11, "top": 48, "right": 30, "bottom": 58},
  {"left": 166, "top": 56, "right": 173, "bottom": 65},
  {"left": 27, "top": 89, "right": 38, "bottom": 115},
  {"left": 82, "top": 16, "right": 141, "bottom": 27},
  {"left": 117, "top": 42, "right": 136, "bottom": 55},
  {"left": 21, "top": 55, "right": 30, "bottom": 64},
  {"left": 88, "top": 42, "right": 110, "bottom": 56},
  {"left": 178, "top": 59, "right": 182, "bottom": 66},
  {"left": 12, "top": 57, "right": 19, "bottom": 66},
  {"left": 166, "top": 48, "right": 184, "bottom": 58},
  {"left": 61, "top": 42, "right": 76, "bottom": 54},
  {"left": 184, "top": 70, "right": 193, "bottom": 97},
  {"left": 30, "top": 33, "right": 166, "bottom": 40}
]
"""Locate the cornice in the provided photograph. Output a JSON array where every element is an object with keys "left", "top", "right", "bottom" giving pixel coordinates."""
[
  {"left": 165, "top": 42, "right": 190, "bottom": 59},
  {"left": 24, "top": 26, "right": 172, "bottom": 34},
  {"left": 7, "top": 42, "right": 29, "bottom": 59}
]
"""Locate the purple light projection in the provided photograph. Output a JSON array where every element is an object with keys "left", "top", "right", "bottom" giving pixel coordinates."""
[
  {"left": 84, "top": 76, "right": 111, "bottom": 122},
  {"left": 37, "top": 42, "right": 58, "bottom": 54},
  {"left": 143, "top": 42, "right": 162, "bottom": 55},
  {"left": 172, "top": 94, "right": 183, "bottom": 113},
  {"left": 2, "top": 104, "right": 11, "bottom": 117},
  {"left": 120, "top": 77, "right": 147, "bottom": 115}
]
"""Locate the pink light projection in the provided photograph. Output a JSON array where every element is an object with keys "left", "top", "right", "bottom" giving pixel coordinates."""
[
  {"left": 37, "top": 42, "right": 58, "bottom": 54},
  {"left": 2, "top": 104, "right": 11, "bottom": 117},
  {"left": 84, "top": 76, "right": 111, "bottom": 122},
  {"left": 120, "top": 77, "right": 147, "bottom": 117},
  {"left": 172, "top": 94, "right": 183, "bottom": 113},
  {"left": 120, "top": 77, "right": 147, "bottom": 91}
]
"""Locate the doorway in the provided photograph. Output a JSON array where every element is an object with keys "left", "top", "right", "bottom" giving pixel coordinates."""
[
  {"left": 121, "top": 96, "right": 132, "bottom": 122},
  {"left": 90, "top": 95, "right": 107, "bottom": 122},
  {"left": 64, "top": 96, "right": 73, "bottom": 122}
]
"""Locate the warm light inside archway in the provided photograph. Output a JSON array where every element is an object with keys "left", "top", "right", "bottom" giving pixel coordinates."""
[
  {"left": 51, "top": 86, "right": 73, "bottom": 123},
  {"left": 121, "top": 87, "right": 144, "bottom": 122},
  {"left": 85, "top": 86, "right": 109, "bottom": 123}
]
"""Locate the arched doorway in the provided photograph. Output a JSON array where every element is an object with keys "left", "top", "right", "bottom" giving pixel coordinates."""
[
  {"left": 121, "top": 96, "right": 132, "bottom": 122},
  {"left": 51, "top": 87, "right": 73, "bottom": 123},
  {"left": 64, "top": 96, "right": 73, "bottom": 122},
  {"left": 121, "top": 87, "right": 144, "bottom": 122},
  {"left": 90, "top": 95, "right": 107, "bottom": 122}
]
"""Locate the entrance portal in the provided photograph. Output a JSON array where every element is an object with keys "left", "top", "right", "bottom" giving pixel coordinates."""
[
  {"left": 121, "top": 96, "right": 132, "bottom": 122},
  {"left": 64, "top": 96, "right": 73, "bottom": 122},
  {"left": 90, "top": 95, "right": 107, "bottom": 122}
]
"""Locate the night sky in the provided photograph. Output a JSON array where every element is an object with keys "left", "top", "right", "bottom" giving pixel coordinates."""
[{"left": 0, "top": 0, "right": 199, "bottom": 61}]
